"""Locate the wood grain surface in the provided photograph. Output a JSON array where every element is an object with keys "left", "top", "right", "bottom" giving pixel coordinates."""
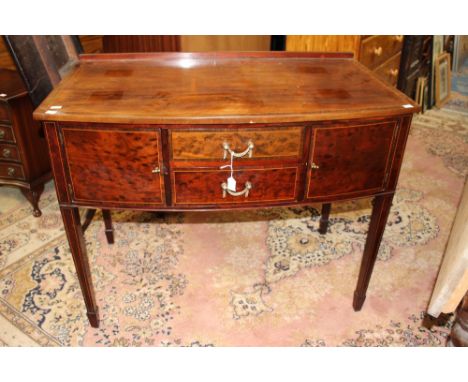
[
  {"left": 171, "top": 126, "right": 304, "bottom": 160},
  {"left": 172, "top": 167, "right": 299, "bottom": 205},
  {"left": 34, "top": 52, "right": 418, "bottom": 124},
  {"left": 62, "top": 128, "right": 165, "bottom": 205},
  {"left": 307, "top": 121, "right": 397, "bottom": 198},
  {"left": 0, "top": 104, "right": 11, "bottom": 122}
]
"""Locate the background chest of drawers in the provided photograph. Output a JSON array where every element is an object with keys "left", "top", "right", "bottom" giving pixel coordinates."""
[
  {"left": 0, "top": 69, "right": 51, "bottom": 216},
  {"left": 286, "top": 35, "right": 403, "bottom": 86}
]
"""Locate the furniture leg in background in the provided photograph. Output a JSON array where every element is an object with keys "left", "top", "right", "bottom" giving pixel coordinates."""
[
  {"left": 428, "top": 179, "right": 468, "bottom": 345},
  {"left": 81, "top": 209, "right": 96, "bottom": 232},
  {"left": 81, "top": 209, "right": 114, "bottom": 244},
  {"left": 60, "top": 206, "right": 99, "bottom": 328},
  {"left": 20, "top": 183, "right": 44, "bottom": 217},
  {"left": 353, "top": 194, "right": 394, "bottom": 310},
  {"left": 102, "top": 209, "right": 114, "bottom": 244},
  {"left": 448, "top": 291, "right": 468, "bottom": 346},
  {"left": 319, "top": 203, "right": 331, "bottom": 234}
]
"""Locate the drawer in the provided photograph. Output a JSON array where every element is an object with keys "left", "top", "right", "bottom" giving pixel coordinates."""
[
  {"left": 0, "top": 124, "right": 15, "bottom": 143},
  {"left": 307, "top": 121, "right": 398, "bottom": 199},
  {"left": 172, "top": 166, "right": 299, "bottom": 205},
  {"left": 0, "top": 102, "right": 11, "bottom": 122},
  {"left": 360, "top": 35, "right": 403, "bottom": 70},
  {"left": 61, "top": 127, "right": 165, "bottom": 206},
  {"left": 374, "top": 53, "right": 402, "bottom": 87},
  {"left": 170, "top": 126, "right": 304, "bottom": 161},
  {"left": 0, "top": 143, "right": 20, "bottom": 162},
  {"left": 0, "top": 162, "right": 25, "bottom": 180}
]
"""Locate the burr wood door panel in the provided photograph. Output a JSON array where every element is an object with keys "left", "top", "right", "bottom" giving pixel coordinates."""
[
  {"left": 307, "top": 121, "right": 398, "bottom": 199},
  {"left": 61, "top": 127, "right": 165, "bottom": 206}
]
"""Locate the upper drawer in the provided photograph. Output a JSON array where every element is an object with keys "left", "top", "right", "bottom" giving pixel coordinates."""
[
  {"left": 0, "top": 124, "right": 15, "bottom": 143},
  {"left": 0, "top": 102, "right": 11, "bottom": 123},
  {"left": 360, "top": 35, "right": 403, "bottom": 70},
  {"left": 170, "top": 126, "right": 304, "bottom": 161}
]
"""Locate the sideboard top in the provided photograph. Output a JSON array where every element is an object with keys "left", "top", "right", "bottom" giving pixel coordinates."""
[{"left": 34, "top": 52, "right": 419, "bottom": 124}]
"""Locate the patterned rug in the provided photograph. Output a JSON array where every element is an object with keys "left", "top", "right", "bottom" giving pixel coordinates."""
[{"left": 0, "top": 108, "right": 466, "bottom": 347}]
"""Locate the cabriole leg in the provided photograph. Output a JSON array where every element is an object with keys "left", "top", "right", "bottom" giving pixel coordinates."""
[{"left": 21, "top": 184, "right": 44, "bottom": 217}]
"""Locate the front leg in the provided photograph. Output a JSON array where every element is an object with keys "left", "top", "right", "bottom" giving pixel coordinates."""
[
  {"left": 60, "top": 206, "right": 100, "bottom": 327},
  {"left": 353, "top": 194, "right": 394, "bottom": 311}
]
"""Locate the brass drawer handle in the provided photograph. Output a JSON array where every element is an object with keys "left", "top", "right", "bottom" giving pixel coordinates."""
[
  {"left": 2, "top": 148, "right": 11, "bottom": 158},
  {"left": 0, "top": 129, "right": 5, "bottom": 139},
  {"left": 221, "top": 181, "right": 252, "bottom": 198},
  {"left": 389, "top": 68, "right": 399, "bottom": 77},
  {"left": 7, "top": 167, "right": 15, "bottom": 176},
  {"left": 395, "top": 35, "right": 403, "bottom": 43},
  {"left": 311, "top": 162, "right": 320, "bottom": 169},
  {"left": 373, "top": 46, "right": 383, "bottom": 56},
  {"left": 222, "top": 141, "right": 254, "bottom": 159},
  {"left": 151, "top": 166, "right": 161, "bottom": 173}
]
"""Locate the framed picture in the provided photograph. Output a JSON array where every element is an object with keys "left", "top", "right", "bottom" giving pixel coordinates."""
[
  {"left": 431, "top": 36, "right": 444, "bottom": 105},
  {"left": 435, "top": 52, "right": 451, "bottom": 107}
]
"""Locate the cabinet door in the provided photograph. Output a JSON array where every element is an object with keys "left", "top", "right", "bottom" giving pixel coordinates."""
[
  {"left": 307, "top": 121, "right": 397, "bottom": 199},
  {"left": 61, "top": 127, "right": 165, "bottom": 206}
]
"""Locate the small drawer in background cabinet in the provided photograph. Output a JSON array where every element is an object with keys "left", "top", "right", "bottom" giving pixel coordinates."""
[
  {"left": 360, "top": 35, "right": 403, "bottom": 70},
  {"left": 0, "top": 103, "right": 11, "bottom": 123},
  {"left": 0, "top": 125, "right": 16, "bottom": 143},
  {"left": 0, "top": 163, "right": 25, "bottom": 180},
  {"left": 374, "top": 53, "right": 401, "bottom": 87},
  {"left": 0, "top": 143, "right": 20, "bottom": 162}
]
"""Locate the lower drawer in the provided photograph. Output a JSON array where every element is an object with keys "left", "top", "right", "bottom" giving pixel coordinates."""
[
  {"left": 172, "top": 167, "right": 299, "bottom": 205},
  {"left": 0, "top": 163, "right": 25, "bottom": 180}
]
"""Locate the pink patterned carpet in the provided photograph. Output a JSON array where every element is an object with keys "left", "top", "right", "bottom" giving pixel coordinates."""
[{"left": 0, "top": 108, "right": 466, "bottom": 346}]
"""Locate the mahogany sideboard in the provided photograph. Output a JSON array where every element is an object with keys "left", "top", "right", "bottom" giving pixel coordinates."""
[{"left": 34, "top": 52, "right": 419, "bottom": 328}]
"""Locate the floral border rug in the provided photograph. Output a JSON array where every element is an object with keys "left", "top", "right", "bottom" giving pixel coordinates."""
[{"left": 0, "top": 108, "right": 466, "bottom": 346}]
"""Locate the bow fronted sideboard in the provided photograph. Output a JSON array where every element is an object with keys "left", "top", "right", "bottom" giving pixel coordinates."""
[{"left": 34, "top": 52, "right": 419, "bottom": 328}]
